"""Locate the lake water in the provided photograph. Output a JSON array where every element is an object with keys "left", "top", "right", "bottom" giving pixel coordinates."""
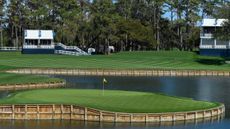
[{"left": 1, "top": 75, "right": 230, "bottom": 129}]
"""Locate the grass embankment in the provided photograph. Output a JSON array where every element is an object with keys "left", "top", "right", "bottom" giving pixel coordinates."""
[
  {"left": 0, "top": 51, "right": 229, "bottom": 71},
  {"left": 0, "top": 73, "right": 63, "bottom": 85},
  {"left": 0, "top": 89, "right": 220, "bottom": 113}
]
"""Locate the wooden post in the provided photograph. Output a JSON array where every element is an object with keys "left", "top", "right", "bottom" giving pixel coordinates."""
[
  {"left": 114, "top": 113, "right": 117, "bottom": 122},
  {"left": 61, "top": 105, "right": 64, "bottom": 120},
  {"left": 70, "top": 105, "right": 73, "bottom": 120},
  {"left": 12, "top": 105, "right": 15, "bottom": 119},
  {"left": 37, "top": 105, "right": 40, "bottom": 119},
  {"left": 130, "top": 114, "right": 133, "bottom": 123},
  {"left": 173, "top": 114, "right": 176, "bottom": 121},
  {"left": 25, "top": 105, "right": 27, "bottom": 119},
  {"left": 195, "top": 112, "right": 197, "bottom": 119},
  {"left": 52, "top": 104, "right": 55, "bottom": 120},
  {"left": 84, "top": 107, "right": 87, "bottom": 121},
  {"left": 185, "top": 113, "right": 187, "bottom": 120},
  {"left": 145, "top": 114, "right": 148, "bottom": 123},
  {"left": 99, "top": 111, "right": 103, "bottom": 122}
]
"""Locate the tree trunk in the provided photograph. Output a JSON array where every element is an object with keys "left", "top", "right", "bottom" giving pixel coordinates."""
[
  {"left": 107, "top": 38, "right": 110, "bottom": 55},
  {"left": 177, "top": 4, "right": 183, "bottom": 51},
  {"left": 11, "top": 25, "right": 14, "bottom": 46},
  {"left": 15, "top": 26, "right": 18, "bottom": 49},
  {"left": 154, "top": 3, "right": 160, "bottom": 51},
  {"left": 184, "top": 0, "right": 190, "bottom": 51},
  {"left": 120, "top": 41, "right": 124, "bottom": 51},
  {"left": 0, "top": 29, "right": 3, "bottom": 48}
]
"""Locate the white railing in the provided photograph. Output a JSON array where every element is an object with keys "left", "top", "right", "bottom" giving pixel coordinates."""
[
  {"left": 54, "top": 50, "right": 81, "bottom": 56},
  {"left": 0, "top": 47, "right": 22, "bottom": 51},
  {"left": 56, "top": 43, "right": 90, "bottom": 55},
  {"left": 215, "top": 45, "right": 227, "bottom": 49},
  {"left": 199, "top": 45, "right": 213, "bottom": 49},
  {"left": 200, "top": 45, "right": 229, "bottom": 49},
  {"left": 23, "top": 45, "right": 55, "bottom": 49},
  {"left": 57, "top": 43, "right": 67, "bottom": 49},
  {"left": 200, "top": 33, "right": 213, "bottom": 38}
]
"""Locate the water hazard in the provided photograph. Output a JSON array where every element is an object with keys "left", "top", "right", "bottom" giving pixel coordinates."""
[{"left": 1, "top": 75, "right": 230, "bottom": 129}]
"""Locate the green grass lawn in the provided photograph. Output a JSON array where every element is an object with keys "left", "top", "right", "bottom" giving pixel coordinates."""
[
  {"left": 0, "top": 73, "right": 63, "bottom": 85},
  {"left": 0, "top": 51, "right": 229, "bottom": 71},
  {"left": 0, "top": 89, "right": 220, "bottom": 113}
]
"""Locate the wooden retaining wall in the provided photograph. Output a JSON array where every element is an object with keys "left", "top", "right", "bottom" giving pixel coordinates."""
[
  {"left": 0, "top": 104, "right": 225, "bottom": 122},
  {"left": 0, "top": 82, "right": 65, "bottom": 91},
  {"left": 7, "top": 69, "right": 230, "bottom": 77}
]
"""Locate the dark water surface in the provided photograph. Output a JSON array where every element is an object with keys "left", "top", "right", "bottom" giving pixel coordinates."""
[{"left": 1, "top": 75, "right": 230, "bottom": 129}]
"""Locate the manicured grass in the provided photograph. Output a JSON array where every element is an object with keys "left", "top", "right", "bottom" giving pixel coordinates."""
[
  {"left": 0, "top": 89, "right": 220, "bottom": 113},
  {"left": 0, "top": 65, "right": 16, "bottom": 71},
  {"left": 0, "top": 73, "right": 63, "bottom": 85},
  {"left": 0, "top": 51, "right": 229, "bottom": 71}
]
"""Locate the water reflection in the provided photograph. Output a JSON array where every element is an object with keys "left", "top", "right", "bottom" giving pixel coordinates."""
[
  {"left": 0, "top": 91, "right": 11, "bottom": 98},
  {"left": 0, "top": 115, "right": 225, "bottom": 129}
]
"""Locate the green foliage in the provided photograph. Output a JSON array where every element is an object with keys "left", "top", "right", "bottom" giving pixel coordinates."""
[
  {"left": 214, "top": 2, "right": 230, "bottom": 40},
  {"left": 0, "top": 89, "right": 219, "bottom": 113},
  {"left": 116, "top": 19, "right": 156, "bottom": 48},
  {"left": 2, "top": 0, "right": 229, "bottom": 52}
]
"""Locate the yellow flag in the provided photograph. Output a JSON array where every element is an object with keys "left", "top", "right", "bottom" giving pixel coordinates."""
[{"left": 103, "top": 78, "right": 108, "bottom": 84}]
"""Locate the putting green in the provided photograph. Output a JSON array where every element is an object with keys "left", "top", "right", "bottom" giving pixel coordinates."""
[{"left": 0, "top": 89, "right": 220, "bottom": 113}]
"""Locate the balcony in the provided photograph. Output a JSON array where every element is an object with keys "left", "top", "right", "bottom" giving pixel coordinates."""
[
  {"left": 200, "top": 45, "right": 229, "bottom": 49},
  {"left": 200, "top": 33, "right": 213, "bottom": 38},
  {"left": 23, "top": 45, "right": 55, "bottom": 49},
  {"left": 215, "top": 45, "right": 227, "bottom": 49},
  {"left": 199, "top": 45, "right": 213, "bottom": 49}
]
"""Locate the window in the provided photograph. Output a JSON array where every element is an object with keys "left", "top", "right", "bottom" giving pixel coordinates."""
[
  {"left": 25, "top": 39, "right": 38, "bottom": 45},
  {"left": 216, "top": 40, "right": 229, "bottom": 46},
  {"left": 40, "top": 40, "right": 51, "bottom": 45},
  {"left": 202, "top": 39, "right": 215, "bottom": 45},
  {"left": 203, "top": 27, "right": 215, "bottom": 34}
]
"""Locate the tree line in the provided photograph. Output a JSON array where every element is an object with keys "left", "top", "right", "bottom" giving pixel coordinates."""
[{"left": 0, "top": 0, "right": 229, "bottom": 54}]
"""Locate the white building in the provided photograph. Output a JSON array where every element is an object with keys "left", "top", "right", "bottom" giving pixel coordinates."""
[
  {"left": 22, "top": 30, "right": 55, "bottom": 54},
  {"left": 200, "top": 19, "right": 230, "bottom": 56},
  {"left": 22, "top": 29, "right": 90, "bottom": 55}
]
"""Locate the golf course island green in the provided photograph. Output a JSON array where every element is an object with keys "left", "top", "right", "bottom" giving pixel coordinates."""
[
  {"left": 0, "top": 89, "right": 220, "bottom": 113},
  {"left": 0, "top": 51, "right": 224, "bottom": 114},
  {"left": 0, "top": 72, "right": 63, "bottom": 85}
]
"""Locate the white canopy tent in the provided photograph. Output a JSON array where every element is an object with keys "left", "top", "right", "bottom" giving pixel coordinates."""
[{"left": 202, "top": 19, "right": 227, "bottom": 27}]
